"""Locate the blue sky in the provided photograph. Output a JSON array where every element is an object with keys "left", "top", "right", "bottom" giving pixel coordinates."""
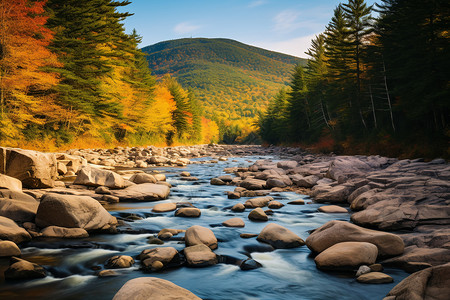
[{"left": 121, "top": 0, "right": 378, "bottom": 58}]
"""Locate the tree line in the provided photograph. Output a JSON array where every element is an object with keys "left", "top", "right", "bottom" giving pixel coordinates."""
[
  {"left": 0, "top": 0, "right": 218, "bottom": 149},
  {"left": 257, "top": 0, "right": 449, "bottom": 158}
]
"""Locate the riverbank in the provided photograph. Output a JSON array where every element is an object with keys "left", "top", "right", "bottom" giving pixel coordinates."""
[{"left": 0, "top": 145, "right": 449, "bottom": 299}]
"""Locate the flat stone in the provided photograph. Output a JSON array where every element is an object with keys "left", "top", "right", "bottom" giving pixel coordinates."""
[
  {"left": 287, "top": 199, "right": 305, "bottom": 205},
  {"left": 268, "top": 200, "right": 284, "bottom": 209},
  {"left": 175, "top": 207, "right": 201, "bottom": 218},
  {"left": 110, "top": 183, "right": 170, "bottom": 202},
  {"left": 222, "top": 217, "right": 245, "bottom": 227},
  {"left": 40, "top": 226, "right": 89, "bottom": 238},
  {"left": 244, "top": 196, "right": 273, "bottom": 208},
  {"left": 318, "top": 205, "right": 348, "bottom": 213},
  {"left": 152, "top": 203, "right": 177, "bottom": 212},
  {"left": 357, "top": 272, "right": 394, "bottom": 284},
  {"left": 257, "top": 223, "right": 305, "bottom": 249}
]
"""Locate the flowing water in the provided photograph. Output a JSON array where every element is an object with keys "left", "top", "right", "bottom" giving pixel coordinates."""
[{"left": 0, "top": 156, "right": 408, "bottom": 299}]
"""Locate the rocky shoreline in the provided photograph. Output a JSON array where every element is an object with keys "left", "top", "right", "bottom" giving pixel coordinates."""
[{"left": 0, "top": 144, "right": 449, "bottom": 299}]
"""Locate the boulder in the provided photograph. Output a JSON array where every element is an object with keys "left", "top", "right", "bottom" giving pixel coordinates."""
[
  {"left": 268, "top": 201, "right": 284, "bottom": 209},
  {"left": 306, "top": 220, "right": 404, "bottom": 257},
  {"left": 129, "top": 173, "right": 156, "bottom": 184},
  {"left": 113, "top": 277, "right": 201, "bottom": 300},
  {"left": 180, "top": 171, "right": 191, "bottom": 177},
  {"left": 240, "top": 178, "right": 267, "bottom": 190},
  {"left": 382, "top": 245, "right": 450, "bottom": 270},
  {"left": 231, "top": 203, "right": 245, "bottom": 212},
  {"left": 40, "top": 226, "right": 89, "bottom": 238},
  {"left": 139, "top": 247, "right": 179, "bottom": 270},
  {"left": 222, "top": 217, "right": 245, "bottom": 227},
  {"left": 152, "top": 203, "right": 177, "bottom": 213},
  {"left": 4, "top": 257, "right": 47, "bottom": 280},
  {"left": 35, "top": 193, "right": 117, "bottom": 232},
  {"left": 313, "top": 185, "right": 352, "bottom": 203},
  {"left": 149, "top": 156, "right": 169, "bottom": 164},
  {"left": 185, "top": 225, "right": 218, "bottom": 249},
  {"left": 318, "top": 205, "right": 348, "bottom": 213},
  {"left": 0, "top": 241, "right": 21, "bottom": 257},
  {"left": 110, "top": 183, "right": 170, "bottom": 201},
  {"left": 244, "top": 196, "right": 273, "bottom": 208},
  {"left": 0, "top": 216, "right": 31, "bottom": 243},
  {"left": 357, "top": 272, "right": 394, "bottom": 284},
  {"left": 326, "top": 156, "right": 374, "bottom": 182},
  {"left": 0, "top": 174, "right": 22, "bottom": 191},
  {"left": 73, "top": 166, "right": 126, "bottom": 189},
  {"left": 257, "top": 223, "right": 305, "bottom": 249},
  {"left": 154, "top": 174, "right": 166, "bottom": 181},
  {"left": 227, "top": 192, "right": 241, "bottom": 199},
  {"left": 105, "top": 255, "right": 135, "bottom": 269},
  {"left": 277, "top": 160, "right": 298, "bottom": 170},
  {"left": 0, "top": 147, "right": 57, "bottom": 188},
  {"left": 0, "top": 193, "right": 39, "bottom": 222},
  {"left": 57, "top": 162, "right": 67, "bottom": 175},
  {"left": 175, "top": 207, "right": 201, "bottom": 218},
  {"left": 266, "top": 178, "right": 287, "bottom": 188},
  {"left": 287, "top": 199, "right": 305, "bottom": 205},
  {"left": 184, "top": 244, "right": 218, "bottom": 267},
  {"left": 314, "top": 241, "right": 378, "bottom": 270},
  {"left": 292, "top": 175, "right": 320, "bottom": 188},
  {"left": 248, "top": 208, "right": 268, "bottom": 221},
  {"left": 385, "top": 263, "right": 450, "bottom": 300},
  {"left": 210, "top": 178, "right": 226, "bottom": 185}
]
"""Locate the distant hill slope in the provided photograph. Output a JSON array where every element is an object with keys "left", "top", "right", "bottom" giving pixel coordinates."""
[{"left": 141, "top": 38, "right": 306, "bottom": 124}]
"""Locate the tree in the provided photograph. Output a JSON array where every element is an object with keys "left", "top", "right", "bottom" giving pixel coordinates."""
[{"left": 287, "top": 65, "right": 310, "bottom": 141}]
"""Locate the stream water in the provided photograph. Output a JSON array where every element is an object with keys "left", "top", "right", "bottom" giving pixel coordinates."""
[{"left": 0, "top": 156, "right": 408, "bottom": 299}]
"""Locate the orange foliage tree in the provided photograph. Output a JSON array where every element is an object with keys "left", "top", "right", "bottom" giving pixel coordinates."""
[{"left": 0, "top": 0, "right": 64, "bottom": 140}]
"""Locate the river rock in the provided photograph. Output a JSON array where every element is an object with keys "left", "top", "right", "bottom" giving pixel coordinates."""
[
  {"left": 266, "top": 178, "right": 287, "bottom": 188},
  {"left": 210, "top": 178, "right": 226, "bottom": 185},
  {"left": 384, "top": 262, "right": 450, "bottom": 300},
  {"left": 149, "top": 156, "right": 169, "bottom": 164},
  {"left": 277, "top": 160, "right": 298, "bottom": 170},
  {"left": 129, "top": 173, "right": 156, "bottom": 184},
  {"left": 0, "top": 241, "right": 21, "bottom": 257},
  {"left": 73, "top": 165, "right": 126, "bottom": 189},
  {"left": 152, "top": 202, "right": 177, "bottom": 212},
  {"left": 314, "top": 241, "right": 378, "bottom": 270},
  {"left": 1, "top": 148, "right": 57, "bottom": 188},
  {"left": 231, "top": 203, "right": 245, "bottom": 212},
  {"left": 139, "top": 247, "right": 179, "bottom": 270},
  {"left": 227, "top": 191, "right": 241, "bottom": 199},
  {"left": 356, "top": 265, "right": 372, "bottom": 276},
  {"left": 184, "top": 244, "right": 218, "bottom": 267},
  {"left": 357, "top": 272, "right": 394, "bottom": 284},
  {"left": 113, "top": 277, "right": 201, "bottom": 300},
  {"left": 248, "top": 207, "right": 268, "bottom": 221},
  {"left": 222, "top": 217, "right": 245, "bottom": 227},
  {"left": 287, "top": 199, "right": 305, "bottom": 205},
  {"left": 0, "top": 192, "right": 39, "bottom": 222},
  {"left": 110, "top": 183, "right": 170, "bottom": 201},
  {"left": 0, "top": 174, "right": 22, "bottom": 191},
  {"left": 98, "top": 270, "right": 118, "bottom": 277},
  {"left": 268, "top": 200, "right": 284, "bottom": 209},
  {"left": 0, "top": 216, "right": 31, "bottom": 243},
  {"left": 4, "top": 257, "right": 47, "bottom": 280},
  {"left": 105, "top": 255, "right": 135, "bottom": 269},
  {"left": 244, "top": 196, "right": 273, "bottom": 208},
  {"left": 175, "top": 207, "right": 201, "bottom": 218},
  {"left": 185, "top": 225, "right": 218, "bottom": 249},
  {"left": 382, "top": 245, "right": 450, "bottom": 270},
  {"left": 154, "top": 174, "right": 166, "bottom": 181},
  {"left": 292, "top": 175, "right": 320, "bottom": 188},
  {"left": 40, "top": 226, "right": 89, "bottom": 238},
  {"left": 240, "top": 178, "right": 267, "bottom": 190},
  {"left": 180, "top": 171, "right": 190, "bottom": 177},
  {"left": 240, "top": 258, "right": 263, "bottom": 270},
  {"left": 326, "top": 156, "right": 376, "bottom": 182},
  {"left": 306, "top": 220, "right": 404, "bottom": 257},
  {"left": 35, "top": 193, "right": 117, "bottom": 232},
  {"left": 313, "top": 185, "right": 353, "bottom": 203},
  {"left": 257, "top": 223, "right": 305, "bottom": 249},
  {"left": 318, "top": 205, "right": 348, "bottom": 213}
]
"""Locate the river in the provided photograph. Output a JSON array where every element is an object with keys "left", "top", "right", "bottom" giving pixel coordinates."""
[{"left": 0, "top": 155, "right": 409, "bottom": 299}]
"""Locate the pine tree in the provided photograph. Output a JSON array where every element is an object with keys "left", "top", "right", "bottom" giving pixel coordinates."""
[{"left": 287, "top": 64, "right": 310, "bottom": 141}]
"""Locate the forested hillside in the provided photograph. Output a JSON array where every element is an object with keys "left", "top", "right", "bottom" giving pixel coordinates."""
[
  {"left": 257, "top": 0, "right": 449, "bottom": 158},
  {"left": 141, "top": 38, "right": 306, "bottom": 140},
  {"left": 0, "top": 0, "right": 218, "bottom": 150}
]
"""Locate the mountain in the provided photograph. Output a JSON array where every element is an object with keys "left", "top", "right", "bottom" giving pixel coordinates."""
[{"left": 141, "top": 38, "right": 307, "bottom": 126}]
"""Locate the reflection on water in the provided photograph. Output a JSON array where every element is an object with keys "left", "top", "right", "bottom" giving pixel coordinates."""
[{"left": 0, "top": 156, "right": 408, "bottom": 300}]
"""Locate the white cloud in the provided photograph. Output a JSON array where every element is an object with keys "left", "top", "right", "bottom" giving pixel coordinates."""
[
  {"left": 174, "top": 22, "right": 201, "bottom": 35},
  {"left": 252, "top": 34, "right": 320, "bottom": 58},
  {"left": 248, "top": 0, "right": 267, "bottom": 8},
  {"left": 273, "top": 10, "right": 301, "bottom": 33}
]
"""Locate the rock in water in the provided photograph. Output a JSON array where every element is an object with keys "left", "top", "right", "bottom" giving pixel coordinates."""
[
  {"left": 0, "top": 147, "right": 57, "bottom": 188},
  {"left": 139, "top": 247, "right": 179, "bottom": 271},
  {"left": 0, "top": 191, "right": 39, "bottom": 223},
  {"left": 306, "top": 220, "right": 404, "bottom": 257},
  {"left": 113, "top": 277, "right": 201, "bottom": 300},
  {"left": 129, "top": 173, "right": 157, "bottom": 184},
  {"left": 110, "top": 183, "right": 170, "bottom": 201},
  {"left": 184, "top": 244, "right": 218, "bottom": 267},
  {"left": 40, "top": 226, "right": 89, "bottom": 238},
  {"left": 357, "top": 272, "right": 394, "bottom": 284},
  {"left": 152, "top": 203, "right": 177, "bottom": 212},
  {"left": 0, "top": 216, "right": 31, "bottom": 243},
  {"left": 257, "top": 223, "right": 305, "bottom": 249},
  {"left": 248, "top": 208, "right": 268, "bottom": 221},
  {"left": 185, "top": 225, "right": 218, "bottom": 249},
  {"left": 314, "top": 241, "right": 378, "bottom": 271},
  {"left": 73, "top": 166, "right": 126, "bottom": 189},
  {"left": 175, "top": 207, "right": 201, "bottom": 218},
  {"left": 105, "top": 255, "right": 134, "bottom": 269},
  {"left": 384, "top": 262, "right": 450, "bottom": 300},
  {"left": 35, "top": 193, "right": 117, "bottom": 232},
  {"left": 4, "top": 257, "right": 47, "bottom": 280},
  {"left": 0, "top": 241, "right": 21, "bottom": 257}
]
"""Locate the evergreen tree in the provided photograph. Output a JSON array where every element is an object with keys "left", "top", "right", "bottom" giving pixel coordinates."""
[{"left": 287, "top": 64, "right": 310, "bottom": 141}]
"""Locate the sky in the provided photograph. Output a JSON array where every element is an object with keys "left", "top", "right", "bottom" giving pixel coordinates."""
[{"left": 121, "top": 0, "right": 378, "bottom": 58}]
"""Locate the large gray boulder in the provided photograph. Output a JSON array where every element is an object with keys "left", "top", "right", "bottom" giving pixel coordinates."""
[
  {"left": 73, "top": 166, "right": 126, "bottom": 189},
  {"left": 113, "top": 277, "right": 201, "bottom": 300},
  {"left": 0, "top": 147, "right": 57, "bottom": 188},
  {"left": 110, "top": 183, "right": 170, "bottom": 201},
  {"left": 306, "top": 220, "right": 404, "bottom": 257},
  {"left": 35, "top": 193, "right": 117, "bottom": 231},
  {"left": 0, "top": 216, "right": 31, "bottom": 243}
]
